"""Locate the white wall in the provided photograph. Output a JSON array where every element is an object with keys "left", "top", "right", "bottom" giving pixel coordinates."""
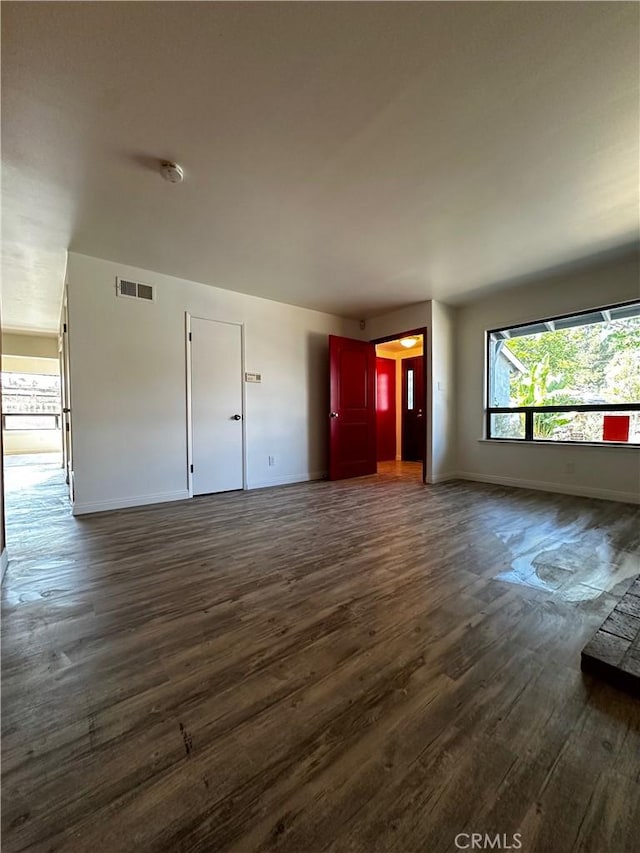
[
  {"left": 365, "top": 303, "right": 431, "bottom": 348},
  {"left": 456, "top": 252, "right": 640, "bottom": 503},
  {"left": 67, "top": 253, "right": 360, "bottom": 513},
  {"left": 66, "top": 251, "right": 639, "bottom": 512},
  {"left": 3, "top": 430, "right": 62, "bottom": 455},
  {"left": 430, "top": 301, "right": 457, "bottom": 482},
  {"left": 1, "top": 355, "right": 60, "bottom": 375},
  {"left": 2, "top": 333, "right": 58, "bottom": 359}
]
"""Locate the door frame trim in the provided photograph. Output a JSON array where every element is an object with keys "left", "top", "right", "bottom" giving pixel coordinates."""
[
  {"left": 185, "top": 312, "right": 248, "bottom": 498},
  {"left": 60, "top": 284, "right": 74, "bottom": 503},
  {"left": 370, "top": 327, "right": 428, "bottom": 485}
]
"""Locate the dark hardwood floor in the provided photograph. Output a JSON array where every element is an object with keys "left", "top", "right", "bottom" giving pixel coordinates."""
[{"left": 2, "top": 458, "right": 640, "bottom": 852}]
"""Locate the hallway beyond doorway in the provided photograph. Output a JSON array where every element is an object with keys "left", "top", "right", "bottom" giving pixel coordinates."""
[
  {"left": 375, "top": 459, "right": 423, "bottom": 482},
  {"left": 375, "top": 331, "right": 426, "bottom": 479}
]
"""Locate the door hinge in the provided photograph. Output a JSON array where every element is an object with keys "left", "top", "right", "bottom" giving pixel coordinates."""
[
  {"left": 65, "top": 423, "right": 70, "bottom": 432},
  {"left": 188, "top": 332, "right": 192, "bottom": 342},
  {"left": 63, "top": 323, "right": 67, "bottom": 333},
  {"left": 190, "top": 464, "right": 194, "bottom": 474}
]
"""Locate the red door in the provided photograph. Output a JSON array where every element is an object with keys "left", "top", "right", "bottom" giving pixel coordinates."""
[
  {"left": 329, "top": 335, "right": 377, "bottom": 480},
  {"left": 376, "top": 357, "right": 396, "bottom": 461}
]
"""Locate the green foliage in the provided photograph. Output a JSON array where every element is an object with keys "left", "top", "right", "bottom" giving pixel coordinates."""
[
  {"left": 606, "top": 348, "right": 640, "bottom": 403},
  {"left": 505, "top": 317, "right": 640, "bottom": 406},
  {"left": 510, "top": 357, "right": 574, "bottom": 437}
]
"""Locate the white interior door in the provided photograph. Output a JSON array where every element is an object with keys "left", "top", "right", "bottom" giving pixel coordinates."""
[{"left": 190, "top": 317, "right": 244, "bottom": 495}]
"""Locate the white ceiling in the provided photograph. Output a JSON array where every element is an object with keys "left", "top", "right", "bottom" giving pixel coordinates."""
[{"left": 2, "top": 2, "right": 638, "bottom": 333}]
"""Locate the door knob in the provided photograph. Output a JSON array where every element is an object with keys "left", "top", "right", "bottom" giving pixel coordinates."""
[
  {"left": 232, "top": 414, "right": 242, "bottom": 421},
  {"left": 330, "top": 412, "right": 339, "bottom": 418}
]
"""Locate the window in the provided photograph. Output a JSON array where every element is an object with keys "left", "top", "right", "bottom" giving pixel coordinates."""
[
  {"left": 486, "top": 301, "right": 640, "bottom": 444},
  {"left": 407, "top": 369, "right": 414, "bottom": 410},
  {"left": 1, "top": 372, "right": 61, "bottom": 431}
]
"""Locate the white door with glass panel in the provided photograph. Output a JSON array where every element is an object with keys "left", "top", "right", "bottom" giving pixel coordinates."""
[{"left": 190, "top": 317, "right": 244, "bottom": 495}]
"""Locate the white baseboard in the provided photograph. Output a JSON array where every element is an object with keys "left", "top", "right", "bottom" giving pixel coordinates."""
[
  {"left": 247, "top": 471, "right": 327, "bottom": 490},
  {"left": 72, "top": 489, "right": 190, "bottom": 516},
  {"left": 72, "top": 472, "right": 329, "bottom": 514},
  {"left": 1, "top": 548, "right": 8, "bottom": 584},
  {"left": 456, "top": 471, "right": 640, "bottom": 505},
  {"left": 428, "top": 472, "right": 458, "bottom": 484}
]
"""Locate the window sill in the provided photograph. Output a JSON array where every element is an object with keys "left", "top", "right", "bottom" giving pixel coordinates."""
[{"left": 479, "top": 439, "right": 640, "bottom": 450}]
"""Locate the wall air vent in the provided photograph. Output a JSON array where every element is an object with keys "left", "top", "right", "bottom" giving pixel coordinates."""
[{"left": 116, "top": 277, "right": 156, "bottom": 302}]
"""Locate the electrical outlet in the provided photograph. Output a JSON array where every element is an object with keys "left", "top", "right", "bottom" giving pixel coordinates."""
[{"left": 268, "top": 455, "right": 275, "bottom": 467}]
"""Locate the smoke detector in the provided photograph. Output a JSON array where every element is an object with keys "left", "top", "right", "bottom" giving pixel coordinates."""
[{"left": 160, "top": 161, "right": 184, "bottom": 183}]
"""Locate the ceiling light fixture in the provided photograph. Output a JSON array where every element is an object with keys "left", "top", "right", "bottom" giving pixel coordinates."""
[
  {"left": 160, "top": 160, "right": 184, "bottom": 183},
  {"left": 400, "top": 336, "right": 418, "bottom": 348}
]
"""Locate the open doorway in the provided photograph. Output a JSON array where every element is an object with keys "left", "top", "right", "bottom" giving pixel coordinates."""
[
  {"left": 373, "top": 329, "right": 427, "bottom": 482},
  {"left": 327, "top": 330, "right": 427, "bottom": 483},
  {"left": 1, "top": 332, "right": 67, "bottom": 567}
]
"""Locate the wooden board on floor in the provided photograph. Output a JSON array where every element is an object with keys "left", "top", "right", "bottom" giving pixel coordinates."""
[{"left": 582, "top": 576, "right": 640, "bottom": 695}]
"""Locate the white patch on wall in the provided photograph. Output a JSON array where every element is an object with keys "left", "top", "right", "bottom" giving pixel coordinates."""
[{"left": 116, "top": 276, "right": 156, "bottom": 302}]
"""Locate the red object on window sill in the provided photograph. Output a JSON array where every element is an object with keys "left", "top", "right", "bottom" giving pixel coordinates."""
[{"left": 603, "top": 415, "right": 630, "bottom": 442}]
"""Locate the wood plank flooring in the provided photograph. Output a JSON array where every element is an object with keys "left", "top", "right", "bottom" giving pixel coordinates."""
[{"left": 2, "top": 459, "right": 640, "bottom": 852}]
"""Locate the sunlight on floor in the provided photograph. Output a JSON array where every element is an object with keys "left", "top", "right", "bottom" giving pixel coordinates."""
[{"left": 4, "top": 454, "right": 62, "bottom": 488}]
